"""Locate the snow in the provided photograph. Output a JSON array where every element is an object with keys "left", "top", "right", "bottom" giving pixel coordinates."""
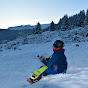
[
  {"left": 8, "top": 25, "right": 35, "bottom": 30},
  {"left": 8, "top": 24, "right": 50, "bottom": 30},
  {"left": 0, "top": 29, "right": 88, "bottom": 88}
]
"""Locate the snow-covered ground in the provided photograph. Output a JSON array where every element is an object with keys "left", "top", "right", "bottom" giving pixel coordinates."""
[
  {"left": 0, "top": 38, "right": 88, "bottom": 88},
  {"left": 0, "top": 26, "right": 88, "bottom": 88}
]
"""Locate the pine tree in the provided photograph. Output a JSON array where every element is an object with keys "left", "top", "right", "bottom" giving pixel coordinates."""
[
  {"left": 84, "top": 9, "right": 88, "bottom": 25},
  {"left": 68, "top": 16, "right": 74, "bottom": 29},
  {"left": 73, "top": 14, "right": 78, "bottom": 27},
  {"left": 69, "top": 14, "right": 79, "bottom": 29},
  {"left": 35, "top": 22, "right": 41, "bottom": 34},
  {"left": 76, "top": 10, "right": 85, "bottom": 27},
  {"left": 49, "top": 21, "right": 55, "bottom": 31},
  {"left": 57, "top": 19, "right": 62, "bottom": 30},
  {"left": 61, "top": 15, "right": 69, "bottom": 30}
]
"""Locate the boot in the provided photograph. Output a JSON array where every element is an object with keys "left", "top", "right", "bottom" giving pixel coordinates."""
[{"left": 27, "top": 77, "right": 41, "bottom": 83}]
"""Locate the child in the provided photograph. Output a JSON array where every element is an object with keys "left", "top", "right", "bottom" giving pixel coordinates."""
[{"left": 27, "top": 40, "right": 67, "bottom": 83}]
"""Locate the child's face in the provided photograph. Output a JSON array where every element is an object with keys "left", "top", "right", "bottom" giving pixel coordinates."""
[{"left": 53, "top": 45, "right": 56, "bottom": 49}]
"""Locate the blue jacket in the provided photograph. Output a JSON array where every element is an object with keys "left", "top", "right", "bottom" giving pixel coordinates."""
[{"left": 42, "top": 48, "right": 67, "bottom": 73}]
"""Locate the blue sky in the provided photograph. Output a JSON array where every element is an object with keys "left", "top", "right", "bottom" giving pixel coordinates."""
[{"left": 0, "top": 0, "right": 88, "bottom": 29}]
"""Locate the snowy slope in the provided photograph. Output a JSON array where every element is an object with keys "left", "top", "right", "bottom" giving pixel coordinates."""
[
  {"left": 0, "top": 40, "right": 88, "bottom": 88},
  {"left": 0, "top": 26, "right": 88, "bottom": 88},
  {"left": 1, "top": 25, "right": 88, "bottom": 51}
]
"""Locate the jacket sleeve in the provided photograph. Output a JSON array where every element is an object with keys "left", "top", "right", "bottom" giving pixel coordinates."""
[
  {"left": 42, "top": 59, "right": 47, "bottom": 65},
  {"left": 47, "top": 54, "right": 58, "bottom": 67},
  {"left": 42, "top": 53, "right": 58, "bottom": 68}
]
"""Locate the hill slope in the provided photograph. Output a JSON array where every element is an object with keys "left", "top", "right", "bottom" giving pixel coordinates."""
[{"left": 0, "top": 39, "right": 88, "bottom": 88}]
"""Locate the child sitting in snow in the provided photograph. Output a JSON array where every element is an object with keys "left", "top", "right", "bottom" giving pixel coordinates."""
[
  {"left": 27, "top": 40, "right": 67, "bottom": 83},
  {"left": 40, "top": 40, "right": 67, "bottom": 76}
]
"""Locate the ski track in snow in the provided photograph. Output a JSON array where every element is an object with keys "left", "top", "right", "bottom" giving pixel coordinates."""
[{"left": 0, "top": 41, "right": 88, "bottom": 88}]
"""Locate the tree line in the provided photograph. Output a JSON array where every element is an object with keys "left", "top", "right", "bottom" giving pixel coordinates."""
[{"left": 35, "top": 9, "right": 88, "bottom": 34}]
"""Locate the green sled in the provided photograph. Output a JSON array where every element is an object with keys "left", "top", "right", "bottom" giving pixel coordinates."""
[{"left": 31, "top": 65, "right": 48, "bottom": 80}]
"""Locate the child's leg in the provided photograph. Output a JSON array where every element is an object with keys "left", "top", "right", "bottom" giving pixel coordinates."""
[
  {"left": 45, "top": 68, "right": 57, "bottom": 74},
  {"left": 39, "top": 68, "right": 57, "bottom": 77}
]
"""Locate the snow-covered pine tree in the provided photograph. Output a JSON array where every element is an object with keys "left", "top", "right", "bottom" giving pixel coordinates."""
[
  {"left": 57, "top": 19, "right": 62, "bottom": 30},
  {"left": 76, "top": 10, "right": 85, "bottom": 27},
  {"left": 34, "top": 22, "right": 41, "bottom": 34},
  {"left": 73, "top": 14, "right": 79, "bottom": 28},
  {"left": 68, "top": 14, "right": 79, "bottom": 29},
  {"left": 84, "top": 9, "right": 88, "bottom": 25},
  {"left": 60, "top": 15, "right": 69, "bottom": 30},
  {"left": 68, "top": 16, "right": 73, "bottom": 29},
  {"left": 49, "top": 21, "right": 55, "bottom": 31}
]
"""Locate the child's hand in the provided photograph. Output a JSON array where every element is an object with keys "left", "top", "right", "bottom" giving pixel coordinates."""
[
  {"left": 43, "top": 57, "right": 46, "bottom": 60},
  {"left": 39, "top": 58, "right": 43, "bottom": 62},
  {"left": 43, "top": 57, "right": 47, "bottom": 62},
  {"left": 39, "top": 57, "right": 47, "bottom": 62}
]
